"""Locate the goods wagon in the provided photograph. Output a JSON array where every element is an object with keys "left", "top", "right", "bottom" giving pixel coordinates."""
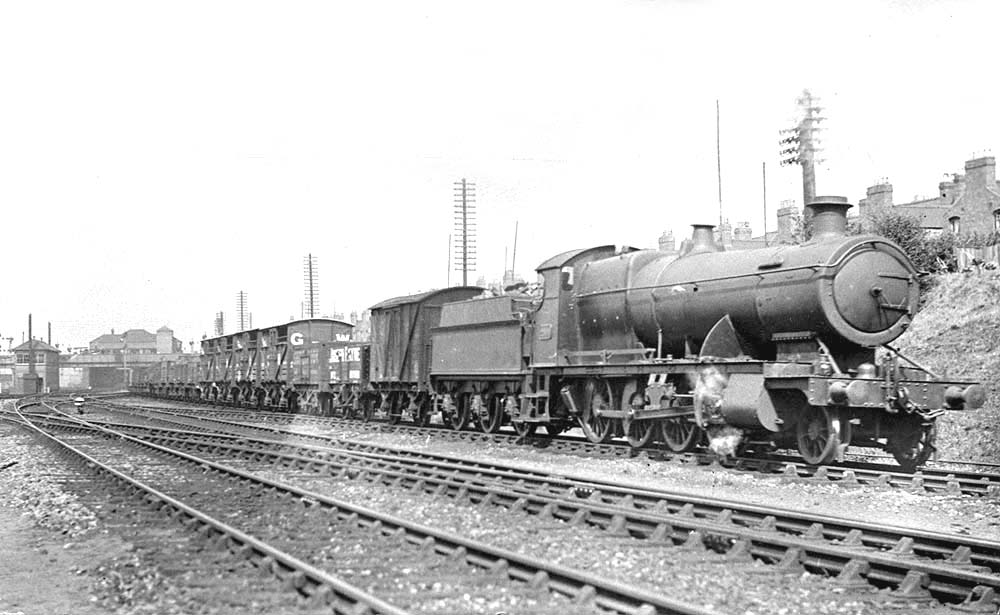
[{"left": 367, "top": 286, "right": 483, "bottom": 423}]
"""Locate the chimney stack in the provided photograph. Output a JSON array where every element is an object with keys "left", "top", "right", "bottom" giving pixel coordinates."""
[
  {"left": 680, "top": 224, "right": 724, "bottom": 257},
  {"left": 807, "top": 196, "right": 852, "bottom": 241}
]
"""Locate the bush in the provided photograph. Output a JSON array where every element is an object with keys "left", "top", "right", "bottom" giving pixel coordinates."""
[{"left": 864, "top": 210, "right": 956, "bottom": 273}]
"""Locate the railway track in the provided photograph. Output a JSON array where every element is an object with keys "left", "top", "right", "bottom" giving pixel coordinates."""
[
  {"left": 30, "top": 399, "right": 1000, "bottom": 610},
  {"left": 11, "top": 398, "right": 713, "bottom": 615},
  {"left": 97, "top": 397, "right": 1000, "bottom": 498}
]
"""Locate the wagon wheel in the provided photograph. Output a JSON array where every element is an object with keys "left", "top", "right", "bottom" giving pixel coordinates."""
[
  {"left": 361, "top": 395, "right": 376, "bottom": 422},
  {"left": 449, "top": 392, "right": 471, "bottom": 431},
  {"left": 386, "top": 394, "right": 404, "bottom": 425},
  {"left": 887, "top": 417, "right": 937, "bottom": 473},
  {"left": 795, "top": 406, "right": 842, "bottom": 465},
  {"left": 343, "top": 390, "right": 359, "bottom": 419},
  {"left": 414, "top": 396, "right": 432, "bottom": 427},
  {"left": 477, "top": 394, "right": 504, "bottom": 433},
  {"left": 300, "top": 392, "right": 319, "bottom": 416},
  {"left": 579, "top": 378, "right": 615, "bottom": 444}
]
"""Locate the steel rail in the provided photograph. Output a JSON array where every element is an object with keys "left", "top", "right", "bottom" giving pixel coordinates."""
[
  {"left": 78, "top": 403, "right": 1000, "bottom": 566},
  {"left": 106, "top": 396, "right": 1000, "bottom": 497},
  {"left": 11, "top": 401, "right": 413, "bottom": 615},
  {"left": 39, "top": 412, "right": 1000, "bottom": 608},
  {"left": 93, "top": 399, "right": 1000, "bottom": 502},
  {"left": 27, "top": 400, "right": 715, "bottom": 615}
]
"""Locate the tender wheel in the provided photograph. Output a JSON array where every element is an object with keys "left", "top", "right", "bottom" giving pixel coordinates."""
[
  {"left": 796, "top": 406, "right": 842, "bottom": 465},
  {"left": 477, "top": 394, "right": 504, "bottom": 433},
  {"left": 579, "top": 379, "right": 615, "bottom": 443},
  {"left": 888, "top": 416, "right": 937, "bottom": 473},
  {"left": 450, "top": 393, "right": 471, "bottom": 431}
]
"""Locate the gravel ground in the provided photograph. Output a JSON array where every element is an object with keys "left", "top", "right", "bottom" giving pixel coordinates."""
[
  {"left": 252, "top": 465, "right": 882, "bottom": 615},
  {"left": 0, "top": 420, "right": 335, "bottom": 615}
]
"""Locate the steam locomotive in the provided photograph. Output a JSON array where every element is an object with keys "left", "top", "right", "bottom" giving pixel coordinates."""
[{"left": 141, "top": 197, "right": 985, "bottom": 470}]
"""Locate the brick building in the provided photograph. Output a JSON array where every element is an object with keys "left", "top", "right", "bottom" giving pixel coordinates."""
[
  {"left": 858, "top": 156, "right": 1000, "bottom": 235},
  {"left": 89, "top": 326, "right": 182, "bottom": 355}
]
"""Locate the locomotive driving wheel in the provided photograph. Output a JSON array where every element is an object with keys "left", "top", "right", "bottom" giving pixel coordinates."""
[
  {"left": 795, "top": 406, "right": 842, "bottom": 465},
  {"left": 621, "top": 382, "right": 654, "bottom": 448},
  {"left": 625, "top": 420, "right": 655, "bottom": 448},
  {"left": 887, "top": 416, "right": 937, "bottom": 473},
  {"left": 477, "top": 394, "right": 504, "bottom": 433},
  {"left": 660, "top": 415, "right": 701, "bottom": 453},
  {"left": 449, "top": 393, "right": 471, "bottom": 431},
  {"left": 580, "top": 378, "right": 615, "bottom": 444}
]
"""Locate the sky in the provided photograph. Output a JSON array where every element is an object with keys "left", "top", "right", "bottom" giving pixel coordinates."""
[{"left": 2, "top": 0, "right": 999, "bottom": 350}]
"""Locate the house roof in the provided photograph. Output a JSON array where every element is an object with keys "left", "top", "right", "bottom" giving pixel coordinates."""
[
  {"left": 90, "top": 329, "right": 157, "bottom": 345},
  {"left": 897, "top": 204, "right": 947, "bottom": 228}
]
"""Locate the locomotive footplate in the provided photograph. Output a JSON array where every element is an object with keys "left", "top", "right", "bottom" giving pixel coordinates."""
[{"left": 554, "top": 358, "right": 766, "bottom": 377}]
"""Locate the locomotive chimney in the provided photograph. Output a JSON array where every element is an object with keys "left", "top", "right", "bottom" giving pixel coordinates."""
[
  {"left": 806, "top": 196, "right": 852, "bottom": 241},
  {"left": 680, "top": 224, "right": 724, "bottom": 257}
]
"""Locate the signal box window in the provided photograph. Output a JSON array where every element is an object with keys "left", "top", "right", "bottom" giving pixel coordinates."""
[{"left": 949, "top": 217, "right": 960, "bottom": 234}]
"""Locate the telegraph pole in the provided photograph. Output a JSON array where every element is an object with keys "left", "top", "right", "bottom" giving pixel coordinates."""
[
  {"left": 762, "top": 161, "right": 768, "bottom": 247},
  {"left": 779, "top": 89, "right": 825, "bottom": 217},
  {"left": 453, "top": 179, "right": 477, "bottom": 286},
  {"left": 303, "top": 253, "right": 319, "bottom": 318},
  {"left": 716, "top": 99, "right": 723, "bottom": 228},
  {"left": 236, "top": 291, "right": 248, "bottom": 331}
]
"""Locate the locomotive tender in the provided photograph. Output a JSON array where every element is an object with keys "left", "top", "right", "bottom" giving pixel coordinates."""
[{"left": 143, "top": 196, "right": 985, "bottom": 470}]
